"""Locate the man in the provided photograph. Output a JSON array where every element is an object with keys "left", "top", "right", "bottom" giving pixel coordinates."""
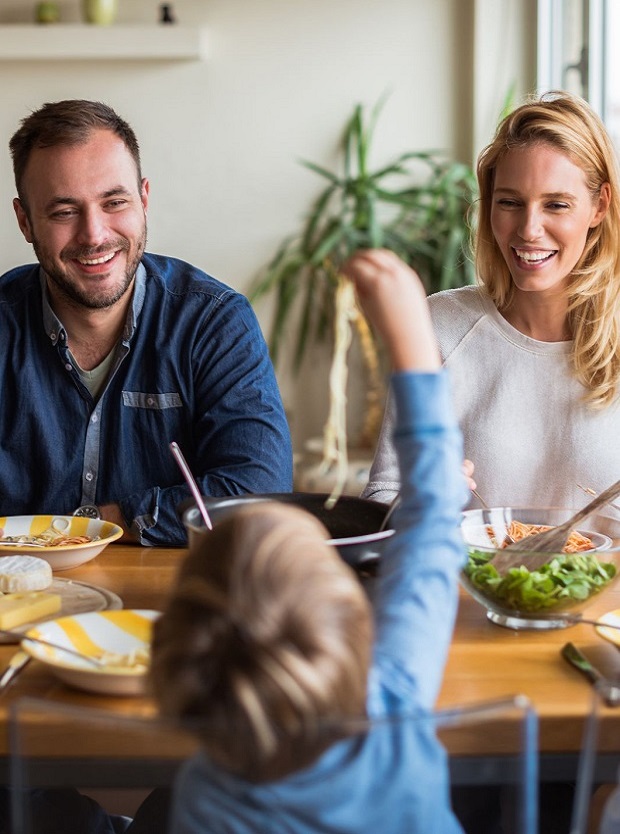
[{"left": 1, "top": 100, "right": 292, "bottom": 545}]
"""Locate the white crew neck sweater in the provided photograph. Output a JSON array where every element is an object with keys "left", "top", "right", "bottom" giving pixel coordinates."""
[{"left": 363, "top": 285, "right": 620, "bottom": 510}]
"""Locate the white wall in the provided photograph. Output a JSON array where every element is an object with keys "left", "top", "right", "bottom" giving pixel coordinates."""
[
  {"left": 0, "top": 0, "right": 532, "bottom": 450},
  {"left": 472, "top": 0, "right": 537, "bottom": 156}
]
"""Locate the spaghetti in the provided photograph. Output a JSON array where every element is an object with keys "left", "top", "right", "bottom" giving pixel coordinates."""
[
  {"left": 97, "top": 646, "right": 150, "bottom": 671},
  {"left": 320, "top": 279, "right": 360, "bottom": 510},
  {"left": 0, "top": 518, "right": 97, "bottom": 548},
  {"left": 0, "top": 534, "right": 95, "bottom": 547},
  {"left": 488, "top": 520, "right": 594, "bottom": 553}
]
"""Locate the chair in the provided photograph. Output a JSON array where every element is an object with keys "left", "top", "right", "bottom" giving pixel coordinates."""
[
  {"left": 571, "top": 680, "right": 620, "bottom": 834},
  {"left": 8, "top": 697, "right": 197, "bottom": 834},
  {"left": 434, "top": 695, "right": 539, "bottom": 834},
  {"left": 8, "top": 694, "right": 538, "bottom": 834}
]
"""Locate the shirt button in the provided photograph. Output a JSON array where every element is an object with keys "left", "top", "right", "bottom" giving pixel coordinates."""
[
  {"left": 50, "top": 332, "right": 57, "bottom": 342},
  {"left": 91, "top": 414, "right": 98, "bottom": 423},
  {"left": 147, "top": 397, "right": 154, "bottom": 405},
  {"left": 85, "top": 472, "right": 94, "bottom": 482},
  {"left": 65, "top": 363, "right": 73, "bottom": 371}
]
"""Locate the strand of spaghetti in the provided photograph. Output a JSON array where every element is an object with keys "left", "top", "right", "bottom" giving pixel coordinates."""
[
  {"left": 486, "top": 521, "right": 594, "bottom": 553},
  {"left": 321, "top": 279, "right": 359, "bottom": 510}
]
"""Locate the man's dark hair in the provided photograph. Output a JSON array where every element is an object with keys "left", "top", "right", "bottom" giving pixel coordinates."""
[{"left": 9, "top": 99, "right": 142, "bottom": 201}]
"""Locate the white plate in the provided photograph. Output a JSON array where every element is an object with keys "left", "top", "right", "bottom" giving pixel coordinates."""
[
  {"left": 0, "top": 516, "right": 123, "bottom": 570},
  {"left": 22, "top": 609, "right": 160, "bottom": 696}
]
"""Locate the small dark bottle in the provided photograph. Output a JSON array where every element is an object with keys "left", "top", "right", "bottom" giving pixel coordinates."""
[{"left": 159, "top": 3, "right": 175, "bottom": 23}]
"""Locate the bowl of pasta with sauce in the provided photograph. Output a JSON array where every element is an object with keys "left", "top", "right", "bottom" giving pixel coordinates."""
[
  {"left": 0, "top": 516, "right": 123, "bottom": 571},
  {"left": 460, "top": 507, "right": 620, "bottom": 630}
]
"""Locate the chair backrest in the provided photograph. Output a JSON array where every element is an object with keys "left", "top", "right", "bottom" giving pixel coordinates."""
[
  {"left": 8, "top": 697, "right": 197, "bottom": 834},
  {"left": 8, "top": 694, "right": 538, "bottom": 834},
  {"left": 437, "top": 695, "right": 538, "bottom": 834},
  {"left": 571, "top": 680, "right": 620, "bottom": 834}
]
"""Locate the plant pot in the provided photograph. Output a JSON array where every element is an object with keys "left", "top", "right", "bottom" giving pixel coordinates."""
[
  {"left": 82, "top": 0, "right": 118, "bottom": 25},
  {"left": 294, "top": 437, "right": 373, "bottom": 497}
]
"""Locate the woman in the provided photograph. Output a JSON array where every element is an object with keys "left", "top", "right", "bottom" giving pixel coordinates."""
[{"left": 363, "top": 91, "right": 620, "bottom": 509}]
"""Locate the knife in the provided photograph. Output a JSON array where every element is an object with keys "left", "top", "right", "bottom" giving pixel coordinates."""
[
  {"left": 0, "top": 650, "right": 30, "bottom": 693},
  {"left": 561, "top": 642, "right": 620, "bottom": 707}
]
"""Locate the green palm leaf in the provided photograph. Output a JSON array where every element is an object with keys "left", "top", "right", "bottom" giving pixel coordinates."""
[{"left": 250, "top": 97, "right": 479, "bottom": 367}]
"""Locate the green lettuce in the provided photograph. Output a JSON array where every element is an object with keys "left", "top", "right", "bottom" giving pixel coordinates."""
[{"left": 463, "top": 550, "right": 617, "bottom": 613}]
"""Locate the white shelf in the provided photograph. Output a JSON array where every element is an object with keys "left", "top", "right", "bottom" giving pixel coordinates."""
[{"left": 0, "top": 24, "right": 206, "bottom": 60}]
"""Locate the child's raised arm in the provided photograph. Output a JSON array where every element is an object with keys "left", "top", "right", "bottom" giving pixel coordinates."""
[
  {"left": 343, "top": 248, "right": 466, "bottom": 713},
  {"left": 340, "top": 249, "right": 440, "bottom": 373}
]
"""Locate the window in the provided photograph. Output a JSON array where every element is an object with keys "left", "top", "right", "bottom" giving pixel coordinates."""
[{"left": 537, "top": 0, "right": 620, "bottom": 145}]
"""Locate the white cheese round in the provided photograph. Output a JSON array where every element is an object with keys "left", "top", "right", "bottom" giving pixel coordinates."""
[{"left": 0, "top": 555, "right": 53, "bottom": 592}]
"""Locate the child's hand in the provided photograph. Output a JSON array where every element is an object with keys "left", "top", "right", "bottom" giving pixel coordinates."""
[{"left": 340, "top": 249, "right": 441, "bottom": 372}]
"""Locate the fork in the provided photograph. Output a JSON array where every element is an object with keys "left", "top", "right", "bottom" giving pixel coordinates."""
[
  {"left": 0, "top": 650, "right": 30, "bottom": 693},
  {"left": 0, "top": 630, "right": 105, "bottom": 668},
  {"left": 471, "top": 489, "right": 516, "bottom": 544},
  {"left": 577, "top": 483, "right": 620, "bottom": 513}
]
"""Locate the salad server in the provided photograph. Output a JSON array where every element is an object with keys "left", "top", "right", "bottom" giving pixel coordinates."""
[
  {"left": 561, "top": 642, "right": 620, "bottom": 707},
  {"left": 491, "top": 478, "right": 620, "bottom": 575}
]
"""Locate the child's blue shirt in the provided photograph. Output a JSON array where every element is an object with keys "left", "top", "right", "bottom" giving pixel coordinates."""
[{"left": 171, "top": 371, "right": 466, "bottom": 833}]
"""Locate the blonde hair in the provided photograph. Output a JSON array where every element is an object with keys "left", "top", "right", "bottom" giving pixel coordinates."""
[
  {"left": 475, "top": 91, "right": 620, "bottom": 407},
  {"left": 150, "top": 503, "right": 372, "bottom": 782}
]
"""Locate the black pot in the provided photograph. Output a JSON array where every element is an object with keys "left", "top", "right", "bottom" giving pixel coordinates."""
[{"left": 181, "top": 492, "right": 394, "bottom": 571}]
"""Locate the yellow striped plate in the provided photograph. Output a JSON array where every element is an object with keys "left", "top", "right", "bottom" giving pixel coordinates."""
[
  {"left": 23, "top": 610, "right": 160, "bottom": 696},
  {"left": 0, "top": 515, "right": 123, "bottom": 571}
]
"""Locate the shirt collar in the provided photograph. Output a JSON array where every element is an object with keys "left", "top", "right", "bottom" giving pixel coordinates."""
[{"left": 40, "top": 261, "right": 147, "bottom": 346}]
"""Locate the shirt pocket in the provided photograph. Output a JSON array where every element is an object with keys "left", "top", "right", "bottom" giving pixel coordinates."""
[{"left": 122, "top": 392, "right": 183, "bottom": 409}]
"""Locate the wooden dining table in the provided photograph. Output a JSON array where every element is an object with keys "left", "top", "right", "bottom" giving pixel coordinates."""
[{"left": 1, "top": 542, "right": 620, "bottom": 788}]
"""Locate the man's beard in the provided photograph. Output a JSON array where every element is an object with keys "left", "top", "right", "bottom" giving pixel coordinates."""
[{"left": 33, "top": 226, "right": 147, "bottom": 310}]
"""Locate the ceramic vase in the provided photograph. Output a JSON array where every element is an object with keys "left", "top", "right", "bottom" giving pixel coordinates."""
[
  {"left": 82, "top": 0, "right": 118, "bottom": 25},
  {"left": 35, "top": 1, "right": 60, "bottom": 23}
]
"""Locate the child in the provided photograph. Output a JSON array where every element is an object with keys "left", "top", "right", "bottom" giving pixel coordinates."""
[{"left": 150, "top": 248, "right": 467, "bottom": 833}]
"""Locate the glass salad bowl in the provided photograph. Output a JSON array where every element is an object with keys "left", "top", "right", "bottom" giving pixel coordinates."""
[{"left": 460, "top": 507, "right": 620, "bottom": 630}]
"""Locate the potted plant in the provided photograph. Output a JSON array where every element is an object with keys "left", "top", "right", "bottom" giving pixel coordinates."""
[{"left": 250, "top": 98, "right": 478, "bottom": 485}]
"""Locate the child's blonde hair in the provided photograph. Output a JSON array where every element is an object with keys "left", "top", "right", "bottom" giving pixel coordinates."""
[{"left": 151, "top": 502, "right": 372, "bottom": 782}]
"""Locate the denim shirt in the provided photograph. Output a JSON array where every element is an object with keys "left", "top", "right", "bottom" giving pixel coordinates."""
[
  {"left": 0, "top": 252, "right": 293, "bottom": 545},
  {"left": 171, "top": 372, "right": 466, "bottom": 834}
]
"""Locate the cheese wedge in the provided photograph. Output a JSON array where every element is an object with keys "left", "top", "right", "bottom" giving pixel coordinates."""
[
  {"left": 0, "top": 555, "right": 52, "bottom": 592},
  {"left": 0, "top": 591, "right": 61, "bottom": 630}
]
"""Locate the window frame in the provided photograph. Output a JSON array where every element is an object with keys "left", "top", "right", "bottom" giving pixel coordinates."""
[{"left": 536, "top": 0, "right": 606, "bottom": 117}]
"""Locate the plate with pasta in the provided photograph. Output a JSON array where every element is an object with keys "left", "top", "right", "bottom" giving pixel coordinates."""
[
  {"left": 464, "top": 518, "right": 612, "bottom": 553},
  {"left": 22, "top": 609, "right": 159, "bottom": 695},
  {"left": 0, "top": 516, "right": 123, "bottom": 571}
]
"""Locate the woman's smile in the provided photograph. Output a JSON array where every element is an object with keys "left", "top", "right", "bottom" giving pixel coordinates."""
[{"left": 491, "top": 143, "right": 608, "bottom": 295}]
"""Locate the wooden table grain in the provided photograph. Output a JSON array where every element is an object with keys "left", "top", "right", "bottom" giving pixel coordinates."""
[
  {"left": 440, "top": 581, "right": 620, "bottom": 752},
  {"left": 2, "top": 543, "right": 620, "bottom": 783},
  {"left": 0, "top": 543, "right": 185, "bottom": 726}
]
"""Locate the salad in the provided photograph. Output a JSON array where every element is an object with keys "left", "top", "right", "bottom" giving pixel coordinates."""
[{"left": 463, "top": 549, "right": 617, "bottom": 613}]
